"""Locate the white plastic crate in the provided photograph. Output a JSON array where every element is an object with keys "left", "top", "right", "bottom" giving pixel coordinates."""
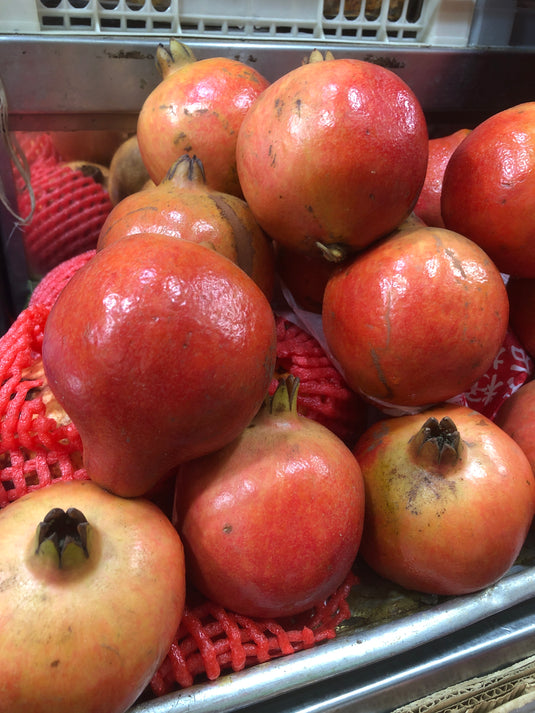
[{"left": 3, "top": 0, "right": 476, "bottom": 47}]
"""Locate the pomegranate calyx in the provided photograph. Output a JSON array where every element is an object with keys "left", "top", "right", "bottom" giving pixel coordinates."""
[
  {"left": 316, "top": 241, "right": 349, "bottom": 263},
  {"left": 165, "top": 154, "right": 206, "bottom": 186},
  {"left": 36, "top": 507, "right": 90, "bottom": 569},
  {"left": 307, "top": 49, "right": 335, "bottom": 64},
  {"left": 410, "top": 416, "right": 462, "bottom": 467},
  {"left": 267, "top": 375, "right": 300, "bottom": 415},
  {"left": 156, "top": 39, "right": 196, "bottom": 79}
]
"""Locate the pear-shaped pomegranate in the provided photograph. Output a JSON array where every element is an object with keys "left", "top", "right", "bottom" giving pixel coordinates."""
[
  {"left": 98, "top": 154, "right": 275, "bottom": 300},
  {"left": 42, "top": 234, "right": 277, "bottom": 497},
  {"left": 137, "top": 40, "right": 270, "bottom": 197}
]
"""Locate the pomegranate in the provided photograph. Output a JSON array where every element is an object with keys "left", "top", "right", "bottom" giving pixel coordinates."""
[
  {"left": 108, "top": 135, "right": 152, "bottom": 205},
  {"left": 495, "top": 380, "right": 535, "bottom": 475},
  {"left": 0, "top": 479, "right": 185, "bottom": 713},
  {"left": 507, "top": 277, "right": 535, "bottom": 359},
  {"left": 322, "top": 225, "right": 509, "bottom": 408},
  {"left": 354, "top": 404, "right": 535, "bottom": 595},
  {"left": 277, "top": 213, "right": 425, "bottom": 314},
  {"left": 137, "top": 40, "right": 269, "bottom": 196},
  {"left": 441, "top": 102, "right": 535, "bottom": 278},
  {"left": 414, "top": 128, "right": 471, "bottom": 228},
  {"left": 236, "top": 51, "right": 428, "bottom": 261},
  {"left": 42, "top": 234, "right": 277, "bottom": 497},
  {"left": 173, "top": 376, "right": 365, "bottom": 618},
  {"left": 98, "top": 154, "right": 275, "bottom": 300}
]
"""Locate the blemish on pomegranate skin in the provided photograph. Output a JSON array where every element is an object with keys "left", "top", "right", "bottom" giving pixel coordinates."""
[
  {"left": 268, "top": 144, "right": 276, "bottom": 168},
  {"left": 50, "top": 660, "right": 60, "bottom": 667},
  {"left": 223, "top": 524, "right": 233, "bottom": 534},
  {"left": 370, "top": 348, "right": 393, "bottom": 399}
]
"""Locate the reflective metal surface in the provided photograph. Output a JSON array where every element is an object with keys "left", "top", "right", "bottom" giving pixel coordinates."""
[{"left": 0, "top": 37, "right": 534, "bottom": 133}]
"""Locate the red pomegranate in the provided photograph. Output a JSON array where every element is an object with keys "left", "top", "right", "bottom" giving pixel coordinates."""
[
  {"left": 276, "top": 214, "right": 425, "bottom": 314},
  {"left": 322, "top": 225, "right": 509, "bottom": 408},
  {"left": 236, "top": 51, "right": 428, "bottom": 261},
  {"left": 98, "top": 154, "right": 275, "bottom": 300},
  {"left": 137, "top": 40, "right": 270, "bottom": 197},
  {"left": 354, "top": 404, "right": 535, "bottom": 595},
  {"left": 507, "top": 277, "right": 535, "bottom": 359},
  {"left": 414, "top": 128, "right": 470, "bottom": 228},
  {"left": 495, "top": 380, "right": 535, "bottom": 475},
  {"left": 42, "top": 234, "right": 277, "bottom": 497},
  {"left": 174, "top": 377, "right": 365, "bottom": 618},
  {"left": 441, "top": 102, "right": 535, "bottom": 278}
]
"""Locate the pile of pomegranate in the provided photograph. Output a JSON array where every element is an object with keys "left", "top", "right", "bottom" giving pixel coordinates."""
[{"left": 2, "top": 42, "right": 535, "bottom": 713}]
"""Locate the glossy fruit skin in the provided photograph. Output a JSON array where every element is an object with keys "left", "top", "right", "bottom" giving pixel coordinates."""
[
  {"left": 42, "top": 234, "right": 277, "bottom": 497},
  {"left": 506, "top": 277, "right": 535, "bottom": 359},
  {"left": 173, "top": 388, "right": 365, "bottom": 618},
  {"left": 441, "top": 102, "right": 535, "bottom": 277},
  {"left": 137, "top": 46, "right": 269, "bottom": 197},
  {"left": 354, "top": 404, "right": 535, "bottom": 595},
  {"left": 276, "top": 214, "right": 425, "bottom": 314},
  {"left": 322, "top": 226, "right": 509, "bottom": 408},
  {"left": 0, "top": 480, "right": 186, "bottom": 713},
  {"left": 98, "top": 155, "right": 275, "bottom": 300},
  {"left": 236, "top": 57, "right": 428, "bottom": 258},
  {"left": 414, "top": 129, "right": 470, "bottom": 228},
  {"left": 495, "top": 380, "right": 535, "bottom": 474}
]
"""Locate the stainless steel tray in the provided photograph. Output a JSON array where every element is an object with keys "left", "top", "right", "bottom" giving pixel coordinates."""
[{"left": 130, "top": 534, "right": 535, "bottom": 713}]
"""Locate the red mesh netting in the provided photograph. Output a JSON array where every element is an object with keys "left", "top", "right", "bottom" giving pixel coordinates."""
[
  {"left": 13, "top": 132, "right": 60, "bottom": 187},
  {"left": 16, "top": 158, "right": 113, "bottom": 277},
  {"left": 0, "top": 288, "right": 357, "bottom": 697},
  {"left": 151, "top": 573, "right": 355, "bottom": 695},
  {"left": 271, "top": 315, "right": 367, "bottom": 446},
  {"left": 0, "top": 304, "right": 86, "bottom": 508}
]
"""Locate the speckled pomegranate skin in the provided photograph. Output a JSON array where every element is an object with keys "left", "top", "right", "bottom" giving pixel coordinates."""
[
  {"left": 137, "top": 53, "right": 269, "bottom": 197},
  {"left": 42, "top": 234, "right": 277, "bottom": 497},
  {"left": 322, "top": 226, "right": 509, "bottom": 408},
  {"left": 236, "top": 57, "right": 428, "bottom": 256}
]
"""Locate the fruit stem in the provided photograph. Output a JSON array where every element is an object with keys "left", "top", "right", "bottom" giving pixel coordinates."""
[
  {"left": 155, "top": 39, "right": 196, "bottom": 79},
  {"left": 35, "top": 507, "right": 90, "bottom": 569},
  {"left": 316, "top": 241, "right": 350, "bottom": 263},
  {"left": 410, "top": 416, "right": 463, "bottom": 467},
  {"left": 267, "top": 375, "right": 299, "bottom": 415}
]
